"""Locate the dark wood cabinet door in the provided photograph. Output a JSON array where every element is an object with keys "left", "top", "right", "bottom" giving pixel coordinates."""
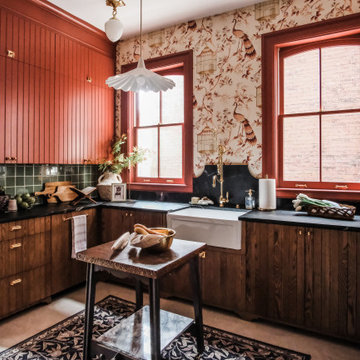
[
  {"left": 304, "top": 227, "right": 360, "bottom": 341},
  {"left": 101, "top": 208, "right": 167, "bottom": 243},
  {"left": 202, "top": 246, "right": 243, "bottom": 312},
  {"left": 0, "top": 274, "right": 24, "bottom": 319},
  {"left": 51, "top": 209, "right": 98, "bottom": 294},
  {"left": 244, "top": 222, "right": 305, "bottom": 324}
]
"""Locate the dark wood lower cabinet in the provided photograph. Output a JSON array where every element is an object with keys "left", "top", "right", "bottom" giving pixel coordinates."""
[
  {"left": 51, "top": 208, "right": 98, "bottom": 294},
  {"left": 0, "top": 217, "right": 52, "bottom": 319},
  {"left": 100, "top": 208, "right": 167, "bottom": 243},
  {"left": 243, "top": 221, "right": 360, "bottom": 342}
]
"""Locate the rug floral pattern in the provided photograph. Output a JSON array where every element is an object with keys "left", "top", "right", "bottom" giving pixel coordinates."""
[{"left": 0, "top": 296, "right": 310, "bottom": 360}]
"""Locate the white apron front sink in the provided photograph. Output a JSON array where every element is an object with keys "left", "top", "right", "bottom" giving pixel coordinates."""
[{"left": 167, "top": 207, "right": 249, "bottom": 250}]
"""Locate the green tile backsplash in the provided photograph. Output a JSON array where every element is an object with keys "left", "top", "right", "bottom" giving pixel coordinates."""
[{"left": 0, "top": 164, "right": 99, "bottom": 196}]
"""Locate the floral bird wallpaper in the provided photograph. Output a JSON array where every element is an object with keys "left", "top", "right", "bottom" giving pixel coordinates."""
[{"left": 115, "top": 0, "right": 360, "bottom": 179}]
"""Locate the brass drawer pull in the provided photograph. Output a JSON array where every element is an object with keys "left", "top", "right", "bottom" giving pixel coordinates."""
[
  {"left": 10, "top": 243, "right": 22, "bottom": 249},
  {"left": 10, "top": 225, "right": 22, "bottom": 231},
  {"left": 130, "top": 213, "right": 133, "bottom": 217},
  {"left": 295, "top": 184, "right": 307, "bottom": 188},
  {"left": 10, "top": 278, "right": 22, "bottom": 286},
  {"left": 199, "top": 251, "right": 206, "bottom": 259},
  {"left": 7, "top": 50, "right": 15, "bottom": 58},
  {"left": 307, "top": 231, "right": 311, "bottom": 236},
  {"left": 298, "top": 230, "right": 302, "bottom": 235}
]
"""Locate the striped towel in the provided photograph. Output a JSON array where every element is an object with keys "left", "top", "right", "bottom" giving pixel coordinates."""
[{"left": 71, "top": 215, "right": 87, "bottom": 258}]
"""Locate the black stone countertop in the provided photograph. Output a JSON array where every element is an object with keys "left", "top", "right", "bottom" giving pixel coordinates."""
[
  {"left": 240, "top": 209, "right": 360, "bottom": 231},
  {"left": 0, "top": 200, "right": 190, "bottom": 224},
  {"left": 100, "top": 200, "right": 189, "bottom": 213}
]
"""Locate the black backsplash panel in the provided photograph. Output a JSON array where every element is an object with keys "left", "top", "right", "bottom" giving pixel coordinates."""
[{"left": 130, "top": 165, "right": 259, "bottom": 208}]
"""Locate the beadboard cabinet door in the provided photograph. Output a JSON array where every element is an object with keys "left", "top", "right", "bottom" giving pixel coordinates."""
[{"left": 0, "top": 5, "right": 114, "bottom": 165}]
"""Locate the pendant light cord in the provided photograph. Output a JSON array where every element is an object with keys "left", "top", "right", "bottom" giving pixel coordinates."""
[{"left": 139, "top": 0, "right": 143, "bottom": 58}]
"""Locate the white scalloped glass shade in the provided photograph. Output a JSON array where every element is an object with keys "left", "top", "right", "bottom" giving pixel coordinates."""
[
  {"left": 105, "top": 17, "right": 124, "bottom": 43},
  {"left": 105, "top": 57, "right": 176, "bottom": 92}
]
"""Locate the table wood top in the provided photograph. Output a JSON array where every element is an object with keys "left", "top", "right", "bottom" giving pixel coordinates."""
[{"left": 76, "top": 239, "right": 206, "bottom": 279}]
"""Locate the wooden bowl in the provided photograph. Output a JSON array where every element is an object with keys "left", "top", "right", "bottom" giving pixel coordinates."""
[{"left": 147, "top": 227, "right": 176, "bottom": 252}]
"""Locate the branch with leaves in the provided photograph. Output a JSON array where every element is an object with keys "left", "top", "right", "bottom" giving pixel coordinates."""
[{"left": 99, "top": 134, "right": 147, "bottom": 174}]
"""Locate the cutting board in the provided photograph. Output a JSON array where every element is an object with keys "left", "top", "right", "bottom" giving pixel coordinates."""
[
  {"left": 35, "top": 181, "right": 73, "bottom": 203},
  {"left": 50, "top": 185, "right": 78, "bottom": 202}
]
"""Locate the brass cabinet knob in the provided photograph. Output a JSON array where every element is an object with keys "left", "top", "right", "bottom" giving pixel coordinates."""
[
  {"left": 10, "top": 278, "right": 22, "bottom": 286},
  {"left": 307, "top": 231, "right": 311, "bottom": 236},
  {"left": 298, "top": 230, "right": 302, "bottom": 235},
  {"left": 125, "top": 213, "right": 128, "bottom": 217},
  {"left": 130, "top": 213, "right": 133, "bottom": 217},
  {"left": 7, "top": 50, "right": 15, "bottom": 58},
  {"left": 199, "top": 251, "right": 206, "bottom": 259}
]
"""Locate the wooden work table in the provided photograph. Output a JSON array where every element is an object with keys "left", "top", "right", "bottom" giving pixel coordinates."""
[{"left": 76, "top": 239, "right": 206, "bottom": 360}]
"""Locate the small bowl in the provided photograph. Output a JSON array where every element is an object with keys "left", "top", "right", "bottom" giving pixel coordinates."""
[{"left": 147, "top": 227, "right": 176, "bottom": 252}]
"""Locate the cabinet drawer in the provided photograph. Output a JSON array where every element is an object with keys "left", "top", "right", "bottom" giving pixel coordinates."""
[
  {"left": 0, "top": 265, "right": 50, "bottom": 319},
  {"left": 2, "top": 220, "right": 27, "bottom": 241},
  {"left": 0, "top": 273, "right": 24, "bottom": 318},
  {"left": 0, "top": 228, "right": 50, "bottom": 279},
  {"left": 0, "top": 238, "right": 23, "bottom": 279}
]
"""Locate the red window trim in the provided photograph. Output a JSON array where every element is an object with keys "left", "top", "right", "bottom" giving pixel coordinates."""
[
  {"left": 262, "top": 12, "right": 360, "bottom": 200},
  {"left": 121, "top": 50, "right": 193, "bottom": 193}
]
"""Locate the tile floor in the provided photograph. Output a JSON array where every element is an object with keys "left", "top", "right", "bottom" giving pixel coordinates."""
[{"left": 0, "top": 282, "right": 359, "bottom": 360}]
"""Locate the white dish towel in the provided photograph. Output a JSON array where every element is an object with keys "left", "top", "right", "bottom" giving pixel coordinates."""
[{"left": 71, "top": 214, "right": 87, "bottom": 259}]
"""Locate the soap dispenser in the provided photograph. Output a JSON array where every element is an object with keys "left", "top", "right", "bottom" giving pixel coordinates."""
[{"left": 245, "top": 189, "right": 255, "bottom": 210}]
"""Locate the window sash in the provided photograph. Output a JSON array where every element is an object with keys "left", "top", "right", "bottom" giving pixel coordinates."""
[{"left": 279, "top": 40, "right": 360, "bottom": 191}]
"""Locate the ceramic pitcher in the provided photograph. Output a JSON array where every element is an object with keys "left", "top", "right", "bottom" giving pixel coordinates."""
[{"left": 97, "top": 171, "right": 122, "bottom": 185}]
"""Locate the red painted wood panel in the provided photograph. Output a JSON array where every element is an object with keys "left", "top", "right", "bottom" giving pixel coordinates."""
[
  {"left": 0, "top": 56, "right": 5, "bottom": 162},
  {"left": 28, "top": 60, "right": 35, "bottom": 164},
  {"left": 1, "top": 5, "right": 115, "bottom": 165},
  {"left": 33, "top": 65, "right": 40, "bottom": 163},
  {"left": 16, "top": 60, "right": 24, "bottom": 163},
  {"left": 5, "top": 58, "right": 17, "bottom": 162},
  {"left": 23, "top": 63, "right": 30, "bottom": 164},
  {"left": 0, "top": 9, "right": 6, "bottom": 57}
]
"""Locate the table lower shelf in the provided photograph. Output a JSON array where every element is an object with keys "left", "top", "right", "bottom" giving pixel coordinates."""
[{"left": 94, "top": 305, "right": 194, "bottom": 360}]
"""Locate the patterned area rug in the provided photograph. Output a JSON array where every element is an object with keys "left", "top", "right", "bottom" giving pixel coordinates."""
[{"left": 0, "top": 296, "right": 311, "bottom": 360}]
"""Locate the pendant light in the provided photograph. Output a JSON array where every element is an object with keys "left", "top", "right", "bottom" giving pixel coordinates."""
[
  {"left": 105, "top": 0, "right": 125, "bottom": 43},
  {"left": 106, "top": 0, "right": 176, "bottom": 92}
]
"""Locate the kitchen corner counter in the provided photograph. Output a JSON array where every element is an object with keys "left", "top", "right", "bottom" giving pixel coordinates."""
[
  {"left": 240, "top": 209, "right": 360, "bottom": 231},
  {"left": 100, "top": 200, "right": 189, "bottom": 213},
  {"left": 0, "top": 202, "right": 101, "bottom": 223}
]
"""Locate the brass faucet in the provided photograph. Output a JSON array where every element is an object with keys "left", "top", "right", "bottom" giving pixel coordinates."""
[{"left": 212, "top": 144, "right": 229, "bottom": 207}]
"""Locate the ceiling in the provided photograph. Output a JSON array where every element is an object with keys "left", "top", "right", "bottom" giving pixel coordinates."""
[{"left": 47, "top": 0, "right": 264, "bottom": 39}]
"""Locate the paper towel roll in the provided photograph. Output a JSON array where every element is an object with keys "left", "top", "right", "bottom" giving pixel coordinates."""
[{"left": 259, "top": 178, "right": 276, "bottom": 210}]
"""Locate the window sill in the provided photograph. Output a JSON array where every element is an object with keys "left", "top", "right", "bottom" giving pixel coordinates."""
[
  {"left": 129, "top": 182, "right": 193, "bottom": 193},
  {"left": 277, "top": 187, "right": 360, "bottom": 201}
]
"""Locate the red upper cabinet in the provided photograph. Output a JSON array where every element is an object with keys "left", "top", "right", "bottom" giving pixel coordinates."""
[
  {"left": 0, "top": 8, "right": 55, "bottom": 71},
  {"left": 0, "top": 2, "right": 114, "bottom": 165},
  {"left": 54, "top": 34, "right": 114, "bottom": 164}
]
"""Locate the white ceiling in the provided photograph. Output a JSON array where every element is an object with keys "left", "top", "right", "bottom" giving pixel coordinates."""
[{"left": 48, "top": 0, "right": 264, "bottom": 39}]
